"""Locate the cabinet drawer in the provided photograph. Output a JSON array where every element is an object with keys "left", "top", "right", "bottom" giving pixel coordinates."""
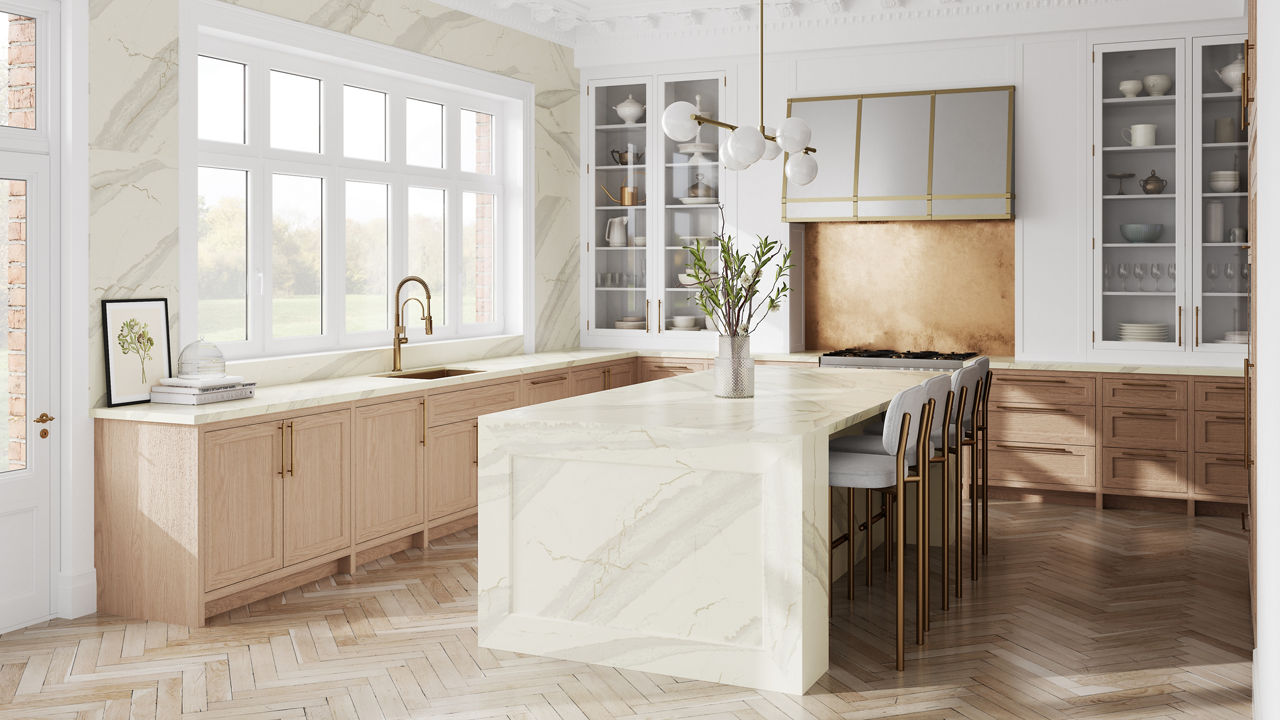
[
  {"left": 1193, "top": 380, "right": 1246, "bottom": 413},
  {"left": 988, "top": 442, "right": 1096, "bottom": 490},
  {"left": 1194, "top": 411, "right": 1245, "bottom": 455},
  {"left": 1100, "top": 377, "right": 1188, "bottom": 410},
  {"left": 522, "top": 372, "right": 572, "bottom": 405},
  {"left": 428, "top": 381, "right": 521, "bottom": 427},
  {"left": 1101, "top": 408, "right": 1187, "bottom": 451},
  {"left": 1193, "top": 454, "right": 1248, "bottom": 499},
  {"left": 988, "top": 373, "right": 1094, "bottom": 407},
  {"left": 1102, "top": 448, "right": 1187, "bottom": 495},
  {"left": 987, "top": 403, "right": 1094, "bottom": 446},
  {"left": 639, "top": 357, "right": 710, "bottom": 382}
]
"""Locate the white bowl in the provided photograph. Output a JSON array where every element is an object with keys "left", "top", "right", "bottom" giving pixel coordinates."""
[
  {"left": 1209, "top": 178, "right": 1240, "bottom": 193},
  {"left": 672, "top": 316, "right": 697, "bottom": 328},
  {"left": 676, "top": 273, "right": 696, "bottom": 286},
  {"left": 1118, "top": 80, "right": 1143, "bottom": 98}
]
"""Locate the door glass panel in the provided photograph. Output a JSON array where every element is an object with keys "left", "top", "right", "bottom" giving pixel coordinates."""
[
  {"left": 197, "top": 167, "right": 249, "bottom": 342},
  {"left": 197, "top": 56, "right": 245, "bottom": 144},
  {"left": 344, "top": 180, "right": 388, "bottom": 332},
  {"left": 462, "top": 192, "right": 494, "bottom": 324},
  {"left": 0, "top": 13, "right": 35, "bottom": 130},
  {"left": 271, "top": 174, "right": 323, "bottom": 338},
  {"left": 1, "top": 178, "right": 25, "bottom": 470},
  {"left": 407, "top": 187, "right": 445, "bottom": 327},
  {"left": 270, "top": 70, "right": 321, "bottom": 153},
  {"left": 406, "top": 98, "right": 443, "bottom": 168},
  {"left": 460, "top": 109, "right": 494, "bottom": 174},
  {"left": 343, "top": 86, "right": 386, "bottom": 161}
]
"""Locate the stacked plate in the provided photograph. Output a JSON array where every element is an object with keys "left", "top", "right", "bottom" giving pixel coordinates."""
[
  {"left": 1118, "top": 322, "right": 1170, "bottom": 342},
  {"left": 1218, "top": 330, "right": 1251, "bottom": 344}
]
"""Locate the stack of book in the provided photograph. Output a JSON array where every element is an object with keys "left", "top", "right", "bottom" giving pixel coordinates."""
[{"left": 150, "top": 376, "right": 256, "bottom": 405}]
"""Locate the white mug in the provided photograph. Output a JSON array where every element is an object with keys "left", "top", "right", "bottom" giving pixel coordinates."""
[
  {"left": 1229, "top": 226, "right": 1247, "bottom": 244},
  {"left": 1122, "top": 123, "right": 1157, "bottom": 147}
]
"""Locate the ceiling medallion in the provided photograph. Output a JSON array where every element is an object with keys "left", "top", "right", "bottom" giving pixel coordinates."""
[{"left": 658, "top": 0, "right": 819, "bottom": 185}]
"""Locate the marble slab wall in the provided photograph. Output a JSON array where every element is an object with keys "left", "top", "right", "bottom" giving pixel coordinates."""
[
  {"left": 88, "top": 0, "right": 579, "bottom": 405},
  {"left": 804, "top": 220, "right": 1016, "bottom": 355}
]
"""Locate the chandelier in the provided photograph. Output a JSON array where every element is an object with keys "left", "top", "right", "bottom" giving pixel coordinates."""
[{"left": 659, "top": 0, "right": 817, "bottom": 185}]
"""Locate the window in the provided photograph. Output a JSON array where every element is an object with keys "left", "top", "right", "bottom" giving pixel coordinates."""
[
  {"left": 0, "top": 11, "right": 36, "bottom": 130},
  {"left": 190, "top": 23, "right": 518, "bottom": 358}
]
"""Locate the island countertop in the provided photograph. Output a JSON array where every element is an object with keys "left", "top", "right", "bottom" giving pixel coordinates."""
[{"left": 477, "top": 366, "right": 936, "bottom": 695}]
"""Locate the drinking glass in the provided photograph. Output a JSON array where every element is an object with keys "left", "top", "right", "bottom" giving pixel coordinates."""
[
  {"left": 597, "top": 272, "right": 609, "bottom": 287},
  {"left": 1103, "top": 263, "right": 1113, "bottom": 291},
  {"left": 1225, "top": 262, "right": 1237, "bottom": 292},
  {"left": 1117, "top": 263, "right": 1130, "bottom": 292},
  {"left": 1206, "top": 263, "right": 1220, "bottom": 291},
  {"left": 1168, "top": 263, "right": 1177, "bottom": 288},
  {"left": 1242, "top": 263, "right": 1251, "bottom": 288},
  {"left": 1132, "top": 263, "right": 1147, "bottom": 292},
  {"left": 1149, "top": 263, "right": 1162, "bottom": 292}
]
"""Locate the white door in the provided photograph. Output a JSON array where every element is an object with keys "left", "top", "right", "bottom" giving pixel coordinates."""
[{"left": 0, "top": 151, "right": 54, "bottom": 630}]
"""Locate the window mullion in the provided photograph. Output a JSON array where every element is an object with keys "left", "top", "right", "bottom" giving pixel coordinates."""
[{"left": 250, "top": 61, "right": 271, "bottom": 357}]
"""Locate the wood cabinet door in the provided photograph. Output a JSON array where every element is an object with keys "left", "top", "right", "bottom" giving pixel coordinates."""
[
  {"left": 1194, "top": 411, "right": 1246, "bottom": 455},
  {"left": 1100, "top": 377, "right": 1188, "bottom": 410},
  {"left": 571, "top": 367, "right": 607, "bottom": 395},
  {"left": 987, "top": 403, "right": 1094, "bottom": 446},
  {"left": 605, "top": 360, "right": 636, "bottom": 389},
  {"left": 203, "top": 421, "right": 284, "bottom": 591},
  {"left": 638, "top": 358, "right": 708, "bottom": 382},
  {"left": 354, "top": 397, "right": 425, "bottom": 543},
  {"left": 1101, "top": 408, "right": 1188, "bottom": 452},
  {"left": 988, "top": 372, "right": 1095, "bottom": 407},
  {"left": 523, "top": 373, "right": 572, "bottom": 405},
  {"left": 428, "top": 420, "right": 477, "bottom": 521},
  {"left": 283, "top": 410, "right": 352, "bottom": 566},
  {"left": 1101, "top": 449, "right": 1188, "bottom": 496}
]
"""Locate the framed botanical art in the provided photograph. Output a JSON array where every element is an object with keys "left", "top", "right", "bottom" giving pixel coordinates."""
[{"left": 102, "top": 298, "right": 172, "bottom": 406}]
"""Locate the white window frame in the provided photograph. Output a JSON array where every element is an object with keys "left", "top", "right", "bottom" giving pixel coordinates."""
[{"left": 181, "top": 0, "right": 532, "bottom": 360}]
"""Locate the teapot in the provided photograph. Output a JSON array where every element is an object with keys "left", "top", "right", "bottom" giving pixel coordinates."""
[
  {"left": 1217, "top": 53, "right": 1246, "bottom": 92},
  {"left": 1139, "top": 170, "right": 1167, "bottom": 195},
  {"left": 604, "top": 216, "right": 628, "bottom": 247},
  {"left": 613, "top": 94, "right": 645, "bottom": 124}
]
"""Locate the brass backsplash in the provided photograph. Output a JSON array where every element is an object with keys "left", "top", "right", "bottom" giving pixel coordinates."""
[{"left": 804, "top": 220, "right": 1015, "bottom": 355}]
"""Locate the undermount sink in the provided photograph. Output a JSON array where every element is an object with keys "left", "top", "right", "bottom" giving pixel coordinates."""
[{"left": 381, "top": 367, "right": 484, "bottom": 380}]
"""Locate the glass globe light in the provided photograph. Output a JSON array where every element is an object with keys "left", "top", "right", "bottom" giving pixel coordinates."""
[
  {"left": 761, "top": 126, "right": 782, "bottom": 161},
  {"left": 720, "top": 137, "right": 750, "bottom": 171},
  {"left": 661, "top": 101, "right": 700, "bottom": 142},
  {"left": 776, "top": 117, "right": 812, "bottom": 154},
  {"left": 785, "top": 152, "right": 818, "bottom": 186},
  {"left": 727, "top": 125, "right": 765, "bottom": 165}
]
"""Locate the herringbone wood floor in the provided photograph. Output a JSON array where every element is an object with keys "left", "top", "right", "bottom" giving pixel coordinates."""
[{"left": 0, "top": 501, "right": 1252, "bottom": 719}]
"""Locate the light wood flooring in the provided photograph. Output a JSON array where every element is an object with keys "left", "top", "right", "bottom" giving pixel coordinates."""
[{"left": 0, "top": 501, "right": 1253, "bottom": 719}]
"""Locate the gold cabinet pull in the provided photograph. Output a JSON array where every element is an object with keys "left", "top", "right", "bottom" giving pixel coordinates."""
[
  {"left": 1245, "top": 358, "right": 1254, "bottom": 468},
  {"left": 645, "top": 300, "right": 650, "bottom": 332},
  {"left": 1177, "top": 306, "right": 1183, "bottom": 346},
  {"left": 1120, "top": 411, "right": 1170, "bottom": 419},
  {"left": 996, "top": 405, "right": 1068, "bottom": 414},
  {"left": 1242, "top": 68, "right": 1249, "bottom": 131},
  {"left": 1215, "top": 456, "right": 1246, "bottom": 464},
  {"left": 529, "top": 375, "right": 567, "bottom": 385},
  {"left": 1120, "top": 381, "right": 1170, "bottom": 389},
  {"left": 288, "top": 422, "right": 295, "bottom": 476},
  {"left": 278, "top": 423, "right": 287, "bottom": 477},
  {"left": 421, "top": 399, "right": 427, "bottom": 446},
  {"left": 1214, "top": 414, "right": 1244, "bottom": 422},
  {"left": 1195, "top": 306, "right": 1200, "bottom": 347},
  {"left": 995, "top": 444, "right": 1072, "bottom": 455},
  {"left": 657, "top": 300, "right": 663, "bottom": 333},
  {"left": 1119, "top": 451, "right": 1170, "bottom": 460},
  {"left": 1007, "top": 378, "right": 1068, "bottom": 385}
]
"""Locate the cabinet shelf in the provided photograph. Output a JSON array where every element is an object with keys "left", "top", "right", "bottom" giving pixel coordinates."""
[
  {"left": 1203, "top": 141, "right": 1248, "bottom": 149},
  {"left": 596, "top": 165, "right": 646, "bottom": 171},
  {"left": 1202, "top": 192, "right": 1246, "bottom": 198},
  {"left": 595, "top": 245, "right": 646, "bottom": 250},
  {"left": 597, "top": 123, "right": 647, "bottom": 130},
  {"left": 667, "top": 161, "right": 720, "bottom": 168},
  {"left": 595, "top": 287, "right": 646, "bottom": 292},
  {"left": 1103, "top": 194, "right": 1175, "bottom": 200},
  {"left": 1202, "top": 91, "right": 1242, "bottom": 100},
  {"left": 1203, "top": 292, "right": 1249, "bottom": 297},
  {"left": 1102, "top": 291, "right": 1177, "bottom": 296},
  {"left": 1102, "top": 95, "right": 1176, "bottom": 105},
  {"left": 1101, "top": 243, "right": 1177, "bottom": 248},
  {"left": 1102, "top": 144, "right": 1175, "bottom": 152},
  {"left": 596, "top": 205, "right": 646, "bottom": 211},
  {"left": 665, "top": 203, "right": 721, "bottom": 209}
]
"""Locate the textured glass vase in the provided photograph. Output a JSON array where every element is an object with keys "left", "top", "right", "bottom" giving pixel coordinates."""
[{"left": 715, "top": 334, "right": 754, "bottom": 398}]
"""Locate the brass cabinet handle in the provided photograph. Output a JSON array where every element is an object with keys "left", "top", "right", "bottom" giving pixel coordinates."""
[
  {"left": 1178, "top": 306, "right": 1183, "bottom": 346},
  {"left": 650, "top": 365, "right": 691, "bottom": 371},
  {"left": 604, "top": 368, "right": 612, "bottom": 386},
  {"left": 1214, "top": 415, "right": 1245, "bottom": 422},
  {"left": 995, "top": 405, "right": 1068, "bottom": 414},
  {"left": 421, "top": 400, "right": 427, "bottom": 446},
  {"left": 1216, "top": 456, "right": 1246, "bottom": 464},
  {"left": 278, "top": 423, "right": 286, "bottom": 477},
  {"left": 1006, "top": 378, "right": 1068, "bottom": 385},
  {"left": 1120, "top": 381, "right": 1171, "bottom": 389},
  {"left": 1195, "top": 306, "right": 1200, "bottom": 348},
  {"left": 1120, "top": 411, "right": 1170, "bottom": 419},
  {"left": 1213, "top": 384, "right": 1244, "bottom": 391},
  {"left": 1242, "top": 68, "right": 1249, "bottom": 131},
  {"left": 996, "top": 444, "right": 1072, "bottom": 455},
  {"left": 288, "top": 421, "right": 295, "bottom": 476},
  {"left": 657, "top": 300, "right": 663, "bottom": 333},
  {"left": 1119, "top": 451, "right": 1170, "bottom": 460},
  {"left": 529, "top": 375, "right": 568, "bottom": 385},
  {"left": 1245, "top": 358, "right": 1254, "bottom": 468}
]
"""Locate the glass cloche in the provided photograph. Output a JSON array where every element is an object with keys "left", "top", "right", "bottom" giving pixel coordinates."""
[{"left": 176, "top": 339, "right": 226, "bottom": 379}]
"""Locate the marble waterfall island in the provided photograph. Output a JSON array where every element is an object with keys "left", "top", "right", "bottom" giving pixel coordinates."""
[{"left": 477, "top": 366, "right": 936, "bottom": 693}]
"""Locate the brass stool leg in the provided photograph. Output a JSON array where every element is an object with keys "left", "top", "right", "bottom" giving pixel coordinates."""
[
  {"left": 970, "top": 442, "right": 978, "bottom": 582},
  {"left": 849, "top": 488, "right": 856, "bottom": 600},
  {"left": 955, "top": 450, "right": 964, "bottom": 599},
  {"left": 866, "top": 488, "right": 874, "bottom": 588},
  {"left": 942, "top": 456, "right": 950, "bottom": 611},
  {"left": 917, "top": 478, "right": 926, "bottom": 645},
  {"left": 896, "top": 479, "right": 905, "bottom": 671},
  {"left": 886, "top": 493, "right": 893, "bottom": 572},
  {"left": 982, "top": 427, "right": 990, "bottom": 556}
]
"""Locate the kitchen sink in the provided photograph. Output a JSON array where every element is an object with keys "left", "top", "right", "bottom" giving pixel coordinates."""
[{"left": 381, "top": 367, "right": 484, "bottom": 380}]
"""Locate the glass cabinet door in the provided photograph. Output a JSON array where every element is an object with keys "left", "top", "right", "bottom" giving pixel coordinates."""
[
  {"left": 1193, "top": 36, "right": 1250, "bottom": 350},
  {"left": 659, "top": 75, "right": 722, "bottom": 334},
  {"left": 590, "top": 80, "right": 650, "bottom": 332},
  {"left": 1095, "top": 40, "right": 1184, "bottom": 347}
]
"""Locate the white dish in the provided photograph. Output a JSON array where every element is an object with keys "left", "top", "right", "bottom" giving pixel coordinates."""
[
  {"left": 676, "top": 273, "right": 696, "bottom": 285},
  {"left": 668, "top": 326, "right": 705, "bottom": 332},
  {"left": 614, "top": 321, "right": 647, "bottom": 330},
  {"left": 620, "top": 315, "right": 644, "bottom": 322},
  {"left": 672, "top": 317, "right": 699, "bottom": 328},
  {"left": 677, "top": 142, "right": 716, "bottom": 155},
  {"left": 678, "top": 197, "right": 720, "bottom": 205},
  {"left": 677, "top": 235, "right": 716, "bottom": 246}
]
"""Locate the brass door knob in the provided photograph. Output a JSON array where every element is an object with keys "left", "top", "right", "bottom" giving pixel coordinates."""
[{"left": 34, "top": 412, "right": 55, "bottom": 424}]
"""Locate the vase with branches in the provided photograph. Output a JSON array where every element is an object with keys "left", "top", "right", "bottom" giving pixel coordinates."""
[{"left": 683, "top": 208, "right": 794, "bottom": 397}]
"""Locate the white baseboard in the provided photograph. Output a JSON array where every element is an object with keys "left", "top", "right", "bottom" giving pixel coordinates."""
[{"left": 55, "top": 568, "right": 96, "bottom": 619}]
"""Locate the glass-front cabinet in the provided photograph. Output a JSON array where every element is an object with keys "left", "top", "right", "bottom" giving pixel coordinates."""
[
  {"left": 584, "top": 72, "right": 725, "bottom": 342},
  {"left": 1092, "top": 36, "right": 1249, "bottom": 361}
]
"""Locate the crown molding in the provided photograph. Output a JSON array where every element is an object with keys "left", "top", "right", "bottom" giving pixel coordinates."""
[{"left": 426, "top": 0, "right": 578, "bottom": 47}]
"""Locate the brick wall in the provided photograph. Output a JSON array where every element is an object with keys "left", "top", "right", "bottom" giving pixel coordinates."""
[{"left": 6, "top": 14, "right": 33, "bottom": 469}]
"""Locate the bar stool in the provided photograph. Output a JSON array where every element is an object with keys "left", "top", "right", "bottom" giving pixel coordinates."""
[
  {"left": 829, "top": 381, "right": 936, "bottom": 670},
  {"left": 916, "top": 374, "right": 954, "bottom": 619},
  {"left": 948, "top": 363, "right": 984, "bottom": 590},
  {"left": 975, "top": 358, "right": 993, "bottom": 557}
]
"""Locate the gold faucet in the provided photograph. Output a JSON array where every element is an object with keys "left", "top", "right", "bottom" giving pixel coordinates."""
[{"left": 393, "top": 276, "right": 433, "bottom": 371}]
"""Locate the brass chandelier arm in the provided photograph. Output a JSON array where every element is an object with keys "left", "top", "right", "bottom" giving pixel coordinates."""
[{"left": 690, "top": 114, "right": 817, "bottom": 154}]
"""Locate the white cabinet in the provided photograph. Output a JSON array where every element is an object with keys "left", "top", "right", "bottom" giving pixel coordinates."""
[
  {"left": 1090, "top": 36, "right": 1248, "bottom": 363},
  {"left": 583, "top": 72, "right": 726, "bottom": 346}
]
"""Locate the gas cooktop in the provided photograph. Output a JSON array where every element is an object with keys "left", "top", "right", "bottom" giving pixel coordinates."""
[{"left": 819, "top": 348, "right": 979, "bottom": 370}]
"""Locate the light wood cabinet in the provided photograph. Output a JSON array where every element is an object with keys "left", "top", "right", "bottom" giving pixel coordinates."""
[
  {"left": 523, "top": 372, "right": 572, "bottom": 405},
  {"left": 1102, "top": 448, "right": 1188, "bottom": 496},
  {"left": 1194, "top": 411, "right": 1245, "bottom": 455},
  {"left": 283, "top": 411, "right": 352, "bottom": 566},
  {"left": 987, "top": 403, "right": 1094, "bottom": 446},
  {"left": 428, "top": 419, "right": 477, "bottom": 522},
  {"left": 1102, "top": 407, "right": 1188, "bottom": 452},
  {"left": 638, "top": 357, "right": 710, "bottom": 382},
  {"left": 203, "top": 421, "right": 285, "bottom": 592},
  {"left": 428, "top": 381, "right": 520, "bottom": 427},
  {"left": 1195, "top": 454, "right": 1248, "bottom": 499},
  {"left": 987, "top": 442, "right": 1096, "bottom": 490},
  {"left": 1193, "top": 380, "right": 1246, "bottom": 412},
  {"left": 571, "top": 366, "right": 607, "bottom": 395},
  {"left": 604, "top": 359, "right": 636, "bottom": 388},
  {"left": 354, "top": 398, "right": 424, "bottom": 544},
  {"left": 988, "top": 374, "right": 1095, "bottom": 407},
  {"left": 1101, "top": 378, "right": 1188, "bottom": 410}
]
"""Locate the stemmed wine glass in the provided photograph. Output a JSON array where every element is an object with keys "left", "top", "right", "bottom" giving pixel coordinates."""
[
  {"left": 1117, "top": 263, "right": 1130, "bottom": 292},
  {"left": 1103, "top": 263, "right": 1113, "bottom": 292},
  {"left": 1149, "top": 263, "right": 1163, "bottom": 292},
  {"left": 1242, "top": 262, "right": 1251, "bottom": 289},
  {"left": 1132, "top": 262, "right": 1146, "bottom": 292},
  {"left": 1206, "top": 263, "right": 1220, "bottom": 292},
  {"left": 1225, "top": 262, "right": 1237, "bottom": 292}
]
